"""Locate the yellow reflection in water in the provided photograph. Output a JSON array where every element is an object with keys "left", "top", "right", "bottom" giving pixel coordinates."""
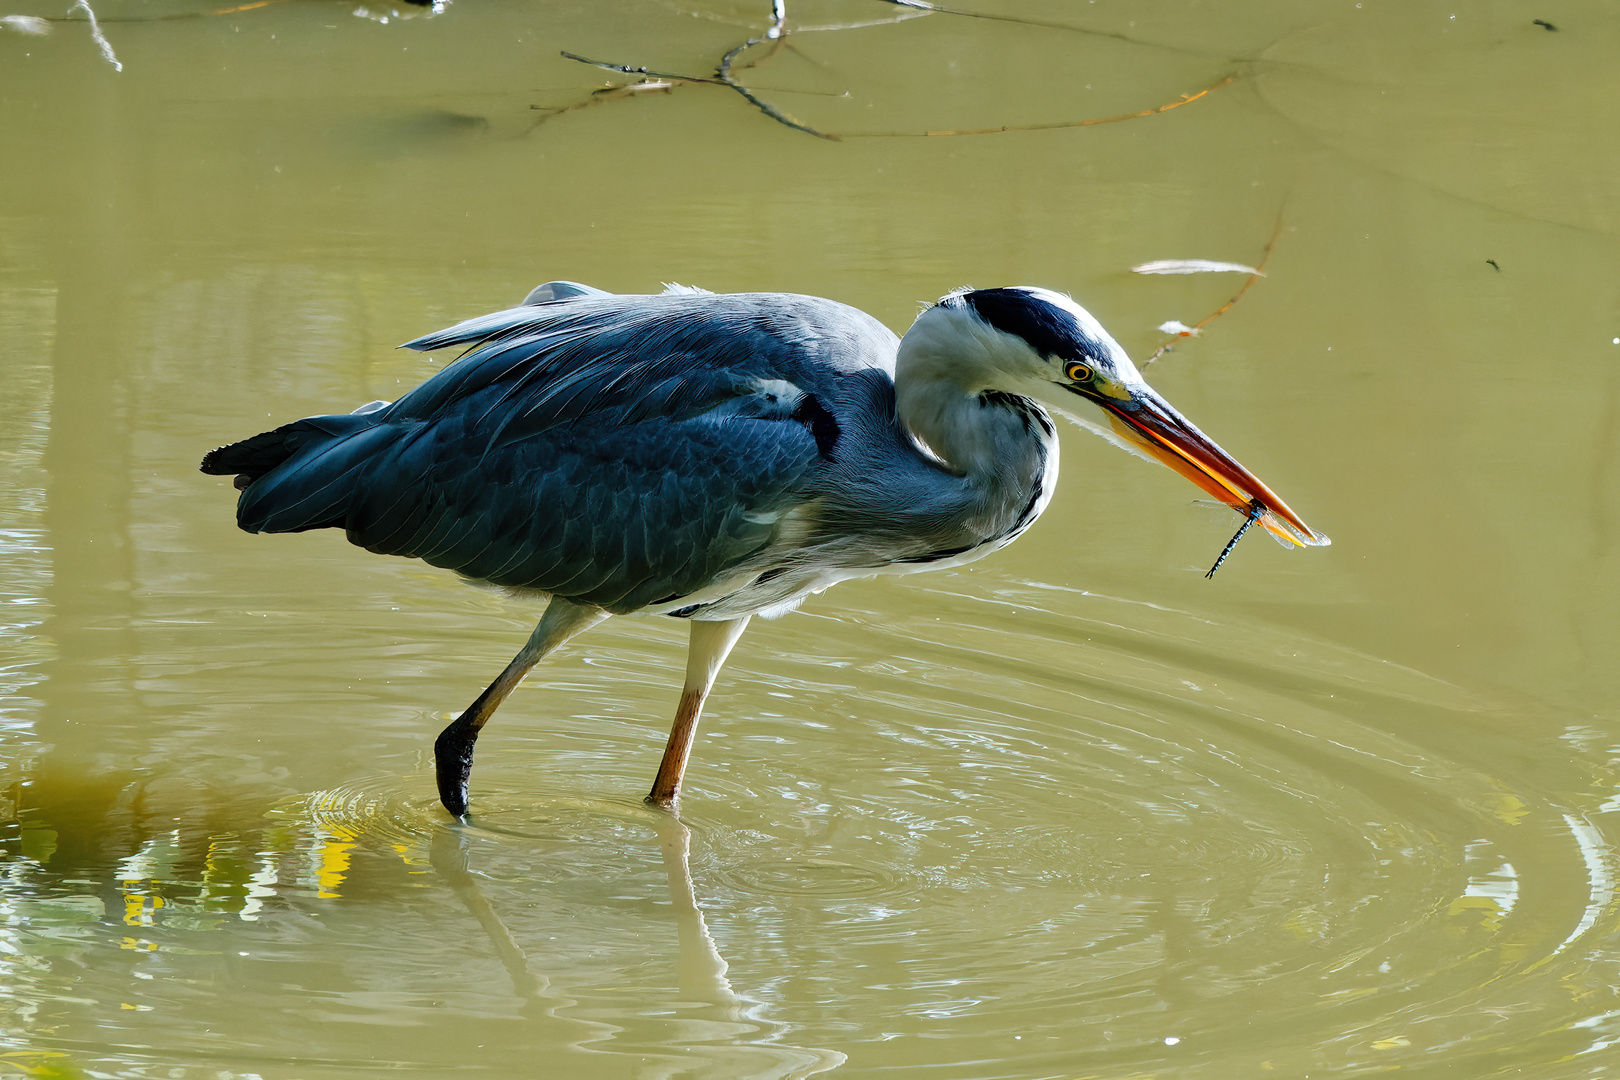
[{"left": 314, "top": 826, "right": 357, "bottom": 900}]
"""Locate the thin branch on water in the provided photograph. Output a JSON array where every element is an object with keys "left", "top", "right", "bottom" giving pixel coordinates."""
[
  {"left": 48, "top": 0, "right": 297, "bottom": 23},
  {"left": 544, "top": 31, "right": 837, "bottom": 141},
  {"left": 558, "top": 52, "right": 728, "bottom": 86},
  {"left": 873, "top": 0, "right": 1221, "bottom": 60},
  {"left": 528, "top": 54, "right": 721, "bottom": 131},
  {"left": 208, "top": 0, "right": 298, "bottom": 14},
  {"left": 528, "top": 74, "right": 685, "bottom": 128},
  {"left": 535, "top": 1, "right": 1233, "bottom": 142},
  {"left": 529, "top": 65, "right": 842, "bottom": 131},
  {"left": 843, "top": 73, "right": 1234, "bottom": 138},
  {"left": 541, "top": 2, "right": 837, "bottom": 139},
  {"left": 541, "top": 46, "right": 1230, "bottom": 141},
  {"left": 528, "top": 79, "right": 680, "bottom": 127},
  {"left": 717, "top": 35, "right": 838, "bottom": 140},
  {"left": 1142, "top": 212, "right": 1287, "bottom": 367}
]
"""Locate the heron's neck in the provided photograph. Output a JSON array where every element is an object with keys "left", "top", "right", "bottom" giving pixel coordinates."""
[{"left": 894, "top": 339, "right": 1052, "bottom": 484}]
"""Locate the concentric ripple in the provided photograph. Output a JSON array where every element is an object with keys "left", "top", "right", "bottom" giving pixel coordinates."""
[
  {"left": 636, "top": 575, "right": 1620, "bottom": 1077},
  {"left": 10, "top": 573, "right": 1614, "bottom": 1080}
]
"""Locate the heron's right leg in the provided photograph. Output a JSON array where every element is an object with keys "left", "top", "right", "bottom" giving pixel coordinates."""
[
  {"left": 434, "top": 597, "right": 609, "bottom": 818},
  {"left": 647, "top": 616, "right": 751, "bottom": 808}
]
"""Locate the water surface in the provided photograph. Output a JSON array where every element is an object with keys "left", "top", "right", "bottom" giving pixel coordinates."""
[{"left": 1, "top": 1, "right": 1618, "bottom": 1077}]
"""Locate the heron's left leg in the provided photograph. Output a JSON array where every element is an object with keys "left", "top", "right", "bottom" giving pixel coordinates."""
[
  {"left": 435, "top": 597, "right": 609, "bottom": 818},
  {"left": 647, "top": 616, "right": 751, "bottom": 808}
]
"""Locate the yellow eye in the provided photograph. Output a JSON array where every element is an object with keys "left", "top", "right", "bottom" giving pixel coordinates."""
[{"left": 1065, "top": 361, "right": 1094, "bottom": 383}]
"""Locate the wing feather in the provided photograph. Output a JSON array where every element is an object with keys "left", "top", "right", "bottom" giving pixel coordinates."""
[{"left": 220, "top": 291, "right": 899, "bottom": 613}]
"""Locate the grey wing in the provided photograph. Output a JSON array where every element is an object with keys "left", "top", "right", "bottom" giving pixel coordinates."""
[
  {"left": 339, "top": 394, "right": 823, "bottom": 612},
  {"left": 389, "top": 290, "right": 891, "bottom": 429},
  {"left": 230, "top": 290, "right": 894, "bottom": 612}
]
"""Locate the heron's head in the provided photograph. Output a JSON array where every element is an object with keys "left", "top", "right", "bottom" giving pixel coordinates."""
[{"left": 907, "top": 286, "right": 1326, "bottom": 548}]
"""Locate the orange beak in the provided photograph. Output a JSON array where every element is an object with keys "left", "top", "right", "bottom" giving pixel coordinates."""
[{"left": 1096, "top": 385, "right": 1327, "bottom": 548}]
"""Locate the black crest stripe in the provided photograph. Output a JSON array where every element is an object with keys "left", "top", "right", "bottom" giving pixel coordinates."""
[{"left": 962, "top": 288, "right": 1105, "bottom": 363}]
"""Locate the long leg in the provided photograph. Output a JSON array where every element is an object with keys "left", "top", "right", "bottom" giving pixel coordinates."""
[
  {"left": 435, "top": 597, "right": 609, "bottom": 818},
  {"left": 647, "top": 616, "right": 751, "bottom": 808}
]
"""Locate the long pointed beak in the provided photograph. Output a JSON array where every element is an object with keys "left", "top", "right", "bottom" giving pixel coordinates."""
[{"left": 1097, "top": 385, "right": 1328, "bottom": 548}]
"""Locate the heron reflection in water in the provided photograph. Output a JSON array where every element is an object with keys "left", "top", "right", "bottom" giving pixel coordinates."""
[{"left": 202, "top": 282, "right": 1327, "bottom": 818}]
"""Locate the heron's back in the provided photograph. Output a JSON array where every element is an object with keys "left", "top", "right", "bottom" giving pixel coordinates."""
[{"left": 202, "top": 290, "right": 903, "bottom": 613}]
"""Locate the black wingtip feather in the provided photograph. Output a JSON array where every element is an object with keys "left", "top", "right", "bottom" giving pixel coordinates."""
[
  {"left": 200, "top": 425, "right": 307, "bottom": 482},
  {"left": 201, "top": 413, "right": 385, "bottom": 512}
]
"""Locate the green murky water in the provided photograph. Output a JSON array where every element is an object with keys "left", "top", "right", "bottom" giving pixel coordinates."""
[{"left": 2, "top": 1, "right": 1618, "bottom": 1077}]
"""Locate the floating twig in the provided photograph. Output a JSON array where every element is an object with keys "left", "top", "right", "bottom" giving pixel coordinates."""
[
  {"left": 539, "top": 2, "right": 1231, "bottom": 143},
  {"left": 549, "top": 26, "right": 836, "bottom": 141},
  {"left": 529, "top": 55, "right": 721, "bottom": 130},
  {"left": 64, "top": 0, "right": 404, "bottom": 24},
  {"left": 874, "top": 0, "right": 1219, "bottom": 59},
  {"left": 559, "top": 52, "right": 727, "bottom": 87},
  {"left": 528, "top": 78, "right": 684, "bottom": 127},
  {"left": 209, "top": 0, "right": 298, "bottom": 13},
  {"left": 843, "top": 73, "right": 1234, "bottom": 138},
  {"left": 547, "top": 1, "right": 835, "bottom": 139},
  {"left": 717, "top": 35, "right": 837, "bottom": 140},
  {"left": 1143, "top": 211, "right": 1286, "bottom": 366}
]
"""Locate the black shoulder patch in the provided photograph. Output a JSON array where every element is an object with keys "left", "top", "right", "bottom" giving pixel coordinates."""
[
  {"left": 791, "top": 392, "right": 841, "bottom": 460},
  {"left": 962, "top": 288, "right": 1105, "bottom": 364}
]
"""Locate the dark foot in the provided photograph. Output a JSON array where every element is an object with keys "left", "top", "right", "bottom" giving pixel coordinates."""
[{"left": 435, "top": 721, "right": 479, "bottom": 818}]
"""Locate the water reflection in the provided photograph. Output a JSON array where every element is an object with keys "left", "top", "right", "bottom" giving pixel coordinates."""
[
  {"left": 427, "top": 808, "right": 846, "bottom": 1077},
  {"left": 2, "top": 581, "right": 1616, "bottom": 1076},
  {"left": 6, "top": 768, "right": 853, "bottom": 1075}
]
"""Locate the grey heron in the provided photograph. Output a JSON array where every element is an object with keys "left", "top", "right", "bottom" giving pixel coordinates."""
[{"left": 201, "top": 282, "right": 1326, "bottom": 818}]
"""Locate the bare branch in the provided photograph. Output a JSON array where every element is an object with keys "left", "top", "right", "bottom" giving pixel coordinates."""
[
  {"left": 845, "top": 73, "right": 1234, "bottom": 138},
  {"left": 1143, "top": 211, "right": 1287, "bottom": 367},
  {"left": 559, "top": 51, "right": 726, "bottom": 86},
  {"left": 871, "top": 0, "right": 1219, "bottom": 59},
  {"left": 539, "top": 3, "right": 1226, "bottom": 145},
  {"left": 550, "top": 30, "right": 838, "bottom": 142},
  {"left": 717, "top": 37, "right": 838, "bottom": 140}
]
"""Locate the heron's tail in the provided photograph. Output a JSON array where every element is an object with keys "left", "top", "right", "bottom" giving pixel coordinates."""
[{"left": 200, "top": 403, "right": 400, "bottom": 534}]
